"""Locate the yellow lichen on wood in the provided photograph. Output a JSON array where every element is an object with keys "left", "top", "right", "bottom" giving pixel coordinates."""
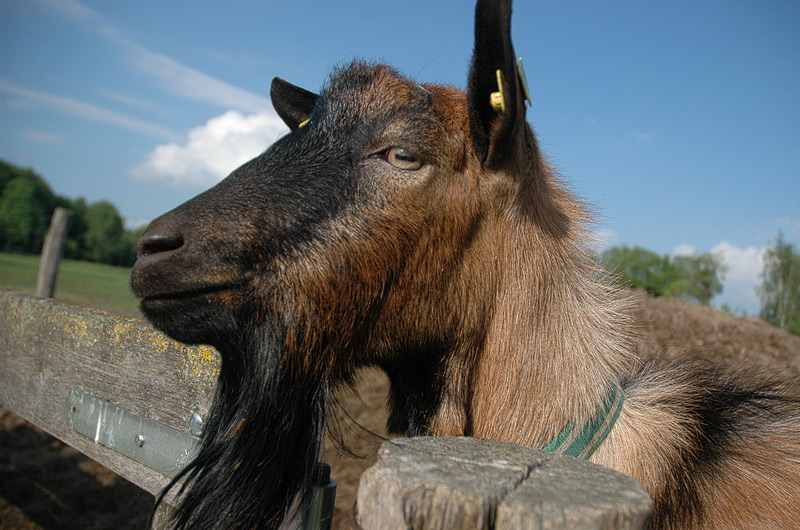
[
  {"left": 3, "top": 297, "right": 22, "bottom": 337},
  {"left": 185, "top": 344, "right": 219, "bottom": 378},
  {"left": 63, "top": 316, "right": 90, "bottom": 342},
  {"left": 145, "top": 332, "right": 183, "bottom": 357},
  {"left": 110, "top": 321, "right": 140, "bottom": 350}
]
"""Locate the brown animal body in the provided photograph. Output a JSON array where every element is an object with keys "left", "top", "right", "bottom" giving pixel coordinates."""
[{"left": 130, "top": 1, "right": 800, "bottom": 528}]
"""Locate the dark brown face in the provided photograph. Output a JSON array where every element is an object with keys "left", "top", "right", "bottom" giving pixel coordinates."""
[
  {"left": 130, "top": 63, "right": 478, "bottom": 360},
  {"left": 129, "top": 128, "right": 346, "bottom": 348}
]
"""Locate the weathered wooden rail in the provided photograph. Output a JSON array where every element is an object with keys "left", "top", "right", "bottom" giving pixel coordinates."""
[
  {"left": 0, "top": 288, "right": 652, "bottom": 529},
  {"left": 0, "top": 287, "right": 218, "bottom": 524}
]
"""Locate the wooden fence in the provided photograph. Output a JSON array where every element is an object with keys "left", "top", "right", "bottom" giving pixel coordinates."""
[
  {"left": 0, "top": 288, "right": 218, "bottom": 525},
  {"left": 0, "top": 288, "right": 652, "bottom": 529}
]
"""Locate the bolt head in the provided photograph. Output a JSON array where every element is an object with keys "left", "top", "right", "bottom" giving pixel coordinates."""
[{"left": 189, "top": 413, "right": 204, "bottom": 436}]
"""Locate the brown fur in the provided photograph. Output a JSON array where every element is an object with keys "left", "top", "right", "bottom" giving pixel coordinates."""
[
  {"left": 298, "top": 65, "right": 800, "bottom": 528},
  {"left": 131, "top": 2, "right": 800, "bottom": 528},
  {"left": 382, "top": 76, "right": 800, "bottom": 529}
]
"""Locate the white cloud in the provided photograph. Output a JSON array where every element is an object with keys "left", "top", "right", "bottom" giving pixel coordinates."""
[
  {"left": 124, "top": 218, "right": 150, "bottom": 230},
  {"left": 632, "top": 130, "right": 652, "bottom": 141},
  {"left": 673, "top": 243, "right": 697, "bottom": 257},
  {"left": 592, "top": 227, "right": 618, "bottom": 250},
  {"left": 20, "top": 128, "right": 66, "bottom": 144},
  {"left": 32, "top": 0, "right": 101, "bottom": 23},
  {"left": 711, "top": 241, "right": 766, "bottom": 315},
  {"left": 97, "top": 89, "right": 164, "bottom": 113},
  {"left": 33, "top": 0, "right": 270, "bottom": 114},
  {"left": 126, "top": 44, "right": 271, "bottom": 114},
  {"left": 129, "top": 110, "right": 287, "bottom": 190},
  {"left": 670, "top": 241, "right": 765, "bottom": 313},
  {"left": 0, "top": 78, "right": 181, "bottom": 142}
]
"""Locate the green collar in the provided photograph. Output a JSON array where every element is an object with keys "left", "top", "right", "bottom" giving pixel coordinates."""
[{"left": 541, "top": 382, "right": 624, "bottom": 459}]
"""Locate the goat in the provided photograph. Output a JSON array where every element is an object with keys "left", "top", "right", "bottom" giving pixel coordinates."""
[{"left": 131, "top": 0, "right": 800, "bottom": 528}]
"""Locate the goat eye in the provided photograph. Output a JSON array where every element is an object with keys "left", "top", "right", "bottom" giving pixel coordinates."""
[{"left": 385, "top": 147, "right": 423, "bottom": 170}]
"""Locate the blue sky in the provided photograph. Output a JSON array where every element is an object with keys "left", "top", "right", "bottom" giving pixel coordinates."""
[{"left": 1, "top": 0, "right": 798, "bottom": 314}]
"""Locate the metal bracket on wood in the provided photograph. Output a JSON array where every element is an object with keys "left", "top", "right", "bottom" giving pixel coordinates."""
[
  {"left": 64, "top": 389, "right": 336, "bottom": 528},
  {"left": 65, "top": 389, "right": 200, "bottom": 479}
]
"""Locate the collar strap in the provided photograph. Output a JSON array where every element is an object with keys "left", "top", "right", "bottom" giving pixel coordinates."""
[{"left": 541, "top": 382, "right": 624, "bottom": 459}]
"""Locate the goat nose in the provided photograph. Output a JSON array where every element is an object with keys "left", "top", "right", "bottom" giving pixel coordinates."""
[{"left": 137, "top": 226, "right": 184, "bottom": 258}]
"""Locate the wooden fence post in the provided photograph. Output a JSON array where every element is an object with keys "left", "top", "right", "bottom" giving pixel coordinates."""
[
  {"left": 36, "top": 206, "right": 72, "bottom": 298},
  {"left": 356, "top": 437, "right": 652, "bottom": 530}
]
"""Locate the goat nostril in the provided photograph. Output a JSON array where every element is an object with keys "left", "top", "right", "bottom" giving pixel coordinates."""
[{"left": 138, "top": 232, "right": 184, "bottom": 258}]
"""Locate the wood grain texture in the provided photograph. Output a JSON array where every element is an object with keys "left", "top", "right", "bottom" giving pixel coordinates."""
[
  {"left": 356, "top": 437, "right": 652, "bottom": 530},
  {"left": 0, "top": 288, "right": 219, "bottom": 501}
]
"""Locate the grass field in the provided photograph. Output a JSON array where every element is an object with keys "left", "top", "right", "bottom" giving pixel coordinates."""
[{"left": 0, "top": 252, "right": 141, "bottom": 318}]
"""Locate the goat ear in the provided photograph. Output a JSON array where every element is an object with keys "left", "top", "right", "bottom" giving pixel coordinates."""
[
  {"left": 468, "top": 0, "right": 528, "bottom": 169},
  {"left": 270, "top": 77, "right": 319, "bottom": 130}
]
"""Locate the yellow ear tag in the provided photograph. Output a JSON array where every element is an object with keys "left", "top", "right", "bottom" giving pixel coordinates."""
[
  {"left": 490, "top": 69, "right": 506, "bottom": 114},
  {"left": 297, "top": 118, "right": 311, "bottom": 128}
]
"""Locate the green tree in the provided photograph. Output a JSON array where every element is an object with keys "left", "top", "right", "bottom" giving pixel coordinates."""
[
  {"left": 84, "top": 201, "right": 125, "bottom": 265},
  {"left": 0, "top": 159, "right": 18, "bottom": 193},
  {"left": 0, "top": 161, "right": 60, "bottom": 253},
  {"left": 0, "top": 176, "right": 53, "bottom": 252},
  {"left": 0, "top": 158, "right": 142, "bottom": 267},
  {"left": 60, "top": 196, "right": 89, "bottom": 260},
  {"left": 672, "top": 252, "right": 728, "bottom": 306},
  {"left": 600, "top": 245, "right": 681, "bottom": 297},
  {"left": 600, "top": 245, "right": 726, "bottom": 305},
  {"left": 758, "top": 232, "right": 800, "bottom": 335}
]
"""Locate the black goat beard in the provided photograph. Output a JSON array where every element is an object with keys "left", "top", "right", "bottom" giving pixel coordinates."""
[{"left": 157, "top": 321, "right": 329, "bottom": 530}]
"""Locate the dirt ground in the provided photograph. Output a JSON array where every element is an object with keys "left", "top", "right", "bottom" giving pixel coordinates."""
[{"left": 2, "top": 290, "right": 799, "bottom": 529}]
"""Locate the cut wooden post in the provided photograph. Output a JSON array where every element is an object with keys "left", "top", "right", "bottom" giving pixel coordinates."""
[
  {"left": 356, "top": 437, "right": 652, "bottom": 530},
  {"left": 36, "top": 207, "right": 73, "bottom": 298}
]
